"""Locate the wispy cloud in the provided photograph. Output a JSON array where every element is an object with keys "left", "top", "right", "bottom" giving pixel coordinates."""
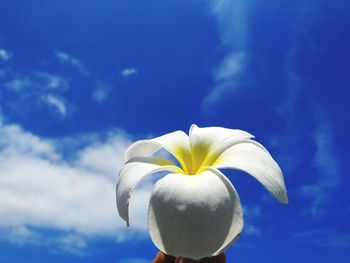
[
  {"left": 277, "top": 44, "right": 340, "bottom": 218},
  {"left": 55, "top": 234, "right": 88, "bottom": 256},
  {"left": 92, "top": 82, "right": 112, "bottom": 104},
  {"left": 38, "top": 72, "right": 70, "bottom": 90},
  {"left": 55, "top": 51, "right": 89, "bottom": 75},
  {"left": 203, "top": 52, "right": 247, "bottom": 107},
  {"left": 243, "top": 205, "right": 262, "bottom": 237},
  {"left": 281, "top": 33, "right": 340, "bottom": 217},
  {"left": 243, "top": 205, "right": 262, "bottom": 218},
  {"left": 245, "top": 224, "right": 261, "bottom": 237},
  {"left": 121, "top": 68, "right": 138, "bottom": 78},
  {"left": 92, "top": 89, "right": 107, "bottom": 103},
  {"left": 300, "top": 115, "right": 339, "bottom": 217},
  {"left": 5, "top": 72, "right": 69, "bottom": 91},
  {"left": 0, "top": 226, "right": 40, "bottom": 246},
  {"left": 0, "top": 117, "right": 151, "bottom": 252},
  {"left": 312, "top": 120, "right": 339, "bottom": 187},
  {"left": 4, "top": 77, "right": 32, "bottom": 91},
  {"left": 211, "top": 0, "right": 248, "bottom": 49},
  {"left": 43, "top": 94, "right": 68, "bottom": 117},
  {"left": 293, "top": 228, "right": 350, "bottom": 248},
  {"left": 1, "top": 71, "right": 72, "bottom": 119},
  {"left": 0, "top": 226, "right": 88, "bottom": 256},
  {"left": 202, "top": 0, "right": 250, "bottom": 111},
  {"left": 0, "top": 48, "right": 12, "bottom": 61}
]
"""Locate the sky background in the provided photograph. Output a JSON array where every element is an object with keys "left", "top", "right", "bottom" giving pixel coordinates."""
[{"left": 0, "top": 0, "right": 349, "bottom": 262}]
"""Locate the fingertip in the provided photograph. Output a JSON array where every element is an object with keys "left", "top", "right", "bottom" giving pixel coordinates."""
[
  {"left": 152, "top": 251, "right": 176, "bottom": 263},
  {"left": 215, "top": 253, "right": 226, "bottom": 263},
  {"left": 179, "top": 253, "right": 226, "bottom": 263}
]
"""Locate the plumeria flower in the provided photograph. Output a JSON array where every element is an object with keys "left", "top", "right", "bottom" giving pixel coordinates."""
[{"left": 116, "top": 125, "right": 288, "bottom": 260}]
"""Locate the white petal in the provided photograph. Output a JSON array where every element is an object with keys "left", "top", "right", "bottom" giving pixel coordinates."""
[
  {"left": 188, "top": 125, "right": 256, "bottom": 173},
  {"left": 148, "top": 170, "right": 243, "bottom": 260},
  {"left": 214, "top": 142, "right": 288, "bottom": 204},
  {"left": 207, "top": 167, "right": 243, "bottom": 255},
  {"left": 116, "top": 157, "right": 179, "bottom": 226},
  {"left": 189, "top": 124, "right": 254, "bottom": 143},
  {"left": 125, "top": 130, "right": 191, "bottom": 170},
  {"left": 189, "top": 124, "right": 271, "bottom": 156}
]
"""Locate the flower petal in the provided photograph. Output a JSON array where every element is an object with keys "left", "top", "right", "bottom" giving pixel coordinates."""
[
  {"left": 189, "top": 124, "right": 254, "bottom": 143},
  {"left": 188, "top": 125, "right": 255, "bottom": 173},
  {"left": 125, "top": 130, "right": 191, "bottom": 172},
  {"left": 148, "top": 170, "right": 243, "bottom": 260},
  {"left": 116, "top": 157, "right": 179, "bottom": 226},
  {"left": 214, "top": 142, "right": 288, "bottom": 204},
  {"left": 206, "top": 167, "right": 243, "bottom": 255}
]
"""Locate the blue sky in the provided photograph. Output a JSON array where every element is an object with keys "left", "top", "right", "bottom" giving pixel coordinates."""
[{"left": 0, "top": 0, "right": 349, "bottom": 262}]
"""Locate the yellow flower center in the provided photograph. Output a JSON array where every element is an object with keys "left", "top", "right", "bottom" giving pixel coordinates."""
[{"left": 175, "top": 142, "right": 221, "bottom": 176}]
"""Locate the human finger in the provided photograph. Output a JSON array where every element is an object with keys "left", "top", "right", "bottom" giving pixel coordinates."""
[
  {"left": 179, "top": 253, "right": 226, "bottom": 263},
  {"left": 152, "top": 251, "right": 176, "bottom": 263}
]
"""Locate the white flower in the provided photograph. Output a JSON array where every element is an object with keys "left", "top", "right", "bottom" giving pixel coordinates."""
[{"left": 116, "top": 125, "right": 288, "bottom": 260}]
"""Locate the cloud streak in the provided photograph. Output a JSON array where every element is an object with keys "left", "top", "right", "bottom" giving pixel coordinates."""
[
  {"left": 300, "top": 115, "right": 339, "bottom": 217},
  {"left": 121, "top": 68, "right": 138, "bottom": 78},
  {"left": 43, "top": 95, "right": 68, "bottom": 117},
  {"left": 5, "top": 72, "right": 69, "bottom": 91},
  {"left": 293, "top": 228, "right": 350, "bottom": 248},
  {"left": 279, "top": 47, "right": 340, "bottom": 218},
  {"left": 1, "top": 71, "right": 73, "bottom": 119},
  {"left": 277, "top": 7, "right": 341, "bottom": 218},
  {"left": 91, "top": 82, "right": 112, "bottom": 104},
  {"left": 55, "top": 51, "right": 89, "bottom": 75},
  {"left": 202, "top": 0, "right": 250, "bottom": 110},
  {"left": 203, "top": 52, "right": 247, "bottom": 107},
  {"left": 0, "top": 48, "right": 12, "bottom": 61}
]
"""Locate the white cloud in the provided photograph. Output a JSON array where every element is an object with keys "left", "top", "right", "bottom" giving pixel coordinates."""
[
  {"left": 300, "top": 117, "right": 339, "bottom": 217},
  {"left": 0, "top": 226, "right": 40, "bottom": 246},
  {"left": 293, "top": 228, "right": 350, "bottom": 248},
  {"left": 55, "top": 234, "right": 88, "bottom": 255},
  {"left": 243, "top": 205, "right": 261, "bottom": 218},
  {"left": 91, "top": 82, "right": 112, "bottom": 104},
  {"left": 55, "top": 51, "right": 88, "bottom": 75},
  {"left": 278, "top": 69, "right": 339, "bottom": 218},
  {"left": 5, "top": 77, "right": 32, "bottom": 91},
  {"left": 245, "top": 224, "right": 261, "bottom": 237},
  {"left": 76, "top": 133, "right": 130, "bottom": 177},
  {"left": 0, "top": 124, "right": 58, "bottom": 159},
  {"left": 269, "top": 46, "right": 305, "bottom": 174},
  {"left": 1, "top": 71, "right": 72, "bottom": 118},
  {"left": 202, "top": 0, "right": 250, "bottom": 110},
  {"left": 92, "top": 89, "right": 107, "bottom": 103},
  {"left": 0, "top": 226, "right": 89, "bottom": 256},
  {"left": 121, "top": 68, "right": 138, "bottom": 78},
  {"left": 211, "top": 0, "right": 248, "bottom": 49},
  {"left": 215, "top": 52, "right": 245, "bottom": 81},
  {"left": 277, "top": 44, "right": 340, "bottom": 218},
  {"left": 313, "top": 121, "right": 339, "bottom": 187},
  {"left": 5, "top": 72, "right": 69, "bottom": 92},
  {"left": 43, "top": 95, "right": 67, "bottom": 116},
  {"left": 0, "top": 118, "right": 152, "bottom": 251},
  {"left": 242, "top": 205, "right": 262, "bottom": 237},
  {"left": 36, "top": 72, "right": 70, "bottom": 90},
  {"left": 55, "top": 51, "right": 71, "bottom": 62},
  {"left": 202, "top": 52, "right": 246, "bottom": 107},
  {"left": 0, "top": 48, "right": 12, "bottom": 61}
]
